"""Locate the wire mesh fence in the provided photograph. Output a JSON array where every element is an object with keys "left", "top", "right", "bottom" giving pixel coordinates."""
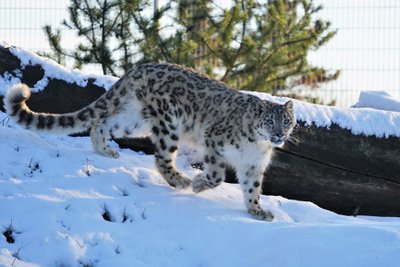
[
  {"left": 306, "top": 0, "right": 400, "bottom": 106},
  {"left": 0, "top": 0, "right": 399, "bottom": 107},
  {"left": 0, "top": 0, "right": 70, "bottom": 52}
]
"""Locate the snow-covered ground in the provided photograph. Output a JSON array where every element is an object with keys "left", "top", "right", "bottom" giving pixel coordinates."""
[
  {"left": 0, "top": 114, "right": 399, "bottom": 267},
  {"left": 0, "top": 44, "right": 400, "bottom": 266}
]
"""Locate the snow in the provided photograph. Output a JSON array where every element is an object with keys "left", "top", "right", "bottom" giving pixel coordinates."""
[
  {"left": 353, "top": 91, "right": 400, "bottom": 113},
  {"left": 2, "top": 43, "right": 400, "bottom": 138},
  {"left": 0, "top": 114, "right": 399, "bottom": 267}
]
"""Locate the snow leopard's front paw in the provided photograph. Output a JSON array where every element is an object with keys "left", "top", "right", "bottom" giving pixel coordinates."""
[
  {"left": 191, "top": 174, "right": 212, "bottom": 193},
  {"left": 248, "top": 207, "right": 274, "bottom": 222}
]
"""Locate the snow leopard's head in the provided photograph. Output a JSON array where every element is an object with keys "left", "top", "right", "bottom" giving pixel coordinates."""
[{"left": 256, "top": 100, "right": 296, "bottom": 147}]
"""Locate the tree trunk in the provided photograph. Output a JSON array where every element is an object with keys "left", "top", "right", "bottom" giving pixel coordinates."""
[{"left": 1, "top": 43, "right": 399, "bottom": 217}]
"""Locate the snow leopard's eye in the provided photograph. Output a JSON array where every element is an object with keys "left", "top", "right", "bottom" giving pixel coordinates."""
[
  {"left": 284, "top": 119, "right": 290, "bottom": 124},
  {"left": 266, "top": 119, "right": 274, "bottom": 125}
]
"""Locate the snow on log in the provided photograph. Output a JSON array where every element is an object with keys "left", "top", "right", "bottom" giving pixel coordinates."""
[{"left": 1, "top": 43, "right": 399, "bottom": 217}]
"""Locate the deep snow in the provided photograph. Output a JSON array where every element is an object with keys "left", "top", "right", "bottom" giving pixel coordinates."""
[{"left": 0, "top": 114, "right": 399, "bottom": 267}]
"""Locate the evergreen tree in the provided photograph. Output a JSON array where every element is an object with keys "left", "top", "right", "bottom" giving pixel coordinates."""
[
  {"left": 44, "top": 0, "right": 137, "bottom": 76},
  {"left": 45, "top": 0, "right": 339, "bottom": 95}
]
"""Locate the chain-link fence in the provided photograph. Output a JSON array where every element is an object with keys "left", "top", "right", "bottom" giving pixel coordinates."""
[{"left": 0, "top": 0, "right": 399, "bottom": 106}]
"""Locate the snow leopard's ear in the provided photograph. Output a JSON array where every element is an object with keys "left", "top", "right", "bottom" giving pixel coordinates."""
[
  {"left": 284, "top": 100, "right": 293, "bottom": 111},
  {"left": 259, "top": 100, "right": 273, "bottom": 116},
  {"left": 262, "top": 99, "right": 274, "bottom": 108}
]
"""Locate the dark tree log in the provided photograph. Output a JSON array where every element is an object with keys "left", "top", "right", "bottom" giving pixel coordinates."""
[{"left": 1, "top": 43, "right": 399, "bottom": 217}]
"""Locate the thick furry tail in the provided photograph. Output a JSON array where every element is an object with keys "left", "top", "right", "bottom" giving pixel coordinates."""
[{"left": 4, "top": 84, "right": 94, "bottom": 134}]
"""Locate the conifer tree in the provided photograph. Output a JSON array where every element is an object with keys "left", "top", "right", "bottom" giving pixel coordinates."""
[
  {"left": 45, "top": 0, "right": 339, "bottom": 95},
  {"left": 44, "top": 0, "right": 138, "bottom": 76}
]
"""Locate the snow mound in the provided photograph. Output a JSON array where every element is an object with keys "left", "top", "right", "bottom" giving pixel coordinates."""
[
  {"left": 353, "top": 91, "right": 400, "bottom": 112},
  {"left": 0, "top": 114, "right": 399, "bottom": 267}
]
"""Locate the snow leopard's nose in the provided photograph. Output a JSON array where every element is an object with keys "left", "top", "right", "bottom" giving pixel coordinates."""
[{"left": 275, "top": 133, "right": 284, "bottom": 138}]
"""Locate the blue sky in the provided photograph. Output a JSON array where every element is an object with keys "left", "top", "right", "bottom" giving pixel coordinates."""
[{"left": 0, "top": 0, "right": 399, "bottom": 106}]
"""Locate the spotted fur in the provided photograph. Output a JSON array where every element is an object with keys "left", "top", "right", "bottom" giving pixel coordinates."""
[{"left": 4, "top": 63, "right": 296, "bottom": 221}]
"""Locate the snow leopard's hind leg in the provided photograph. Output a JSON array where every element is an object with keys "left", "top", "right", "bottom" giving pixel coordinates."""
[
  {"left": 151, "top": 122, "right": 191, "bottom": 189},
  {"left": 192, "top": 146, "right": 226, "bottom": 193},
  {"left": 90, "top": 121, "right": 119, "bottom": 158}
]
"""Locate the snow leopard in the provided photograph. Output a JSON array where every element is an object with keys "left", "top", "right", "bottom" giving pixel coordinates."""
[{"left": 4, "top": 63, "right": 295, "bottom": 221}]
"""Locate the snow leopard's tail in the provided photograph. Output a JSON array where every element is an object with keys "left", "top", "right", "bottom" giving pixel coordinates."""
[{"left": 4, "top": 83, "right": 113, "bottom": 135}]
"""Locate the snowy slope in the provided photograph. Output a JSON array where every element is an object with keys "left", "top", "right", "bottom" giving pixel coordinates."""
[{"left": 0, "top": 114, "right": 400, "bottom": 267}]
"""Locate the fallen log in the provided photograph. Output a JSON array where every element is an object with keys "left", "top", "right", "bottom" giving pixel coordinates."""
[{"left": 1, "top": 43, "right": 399, "bottom": 217}]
